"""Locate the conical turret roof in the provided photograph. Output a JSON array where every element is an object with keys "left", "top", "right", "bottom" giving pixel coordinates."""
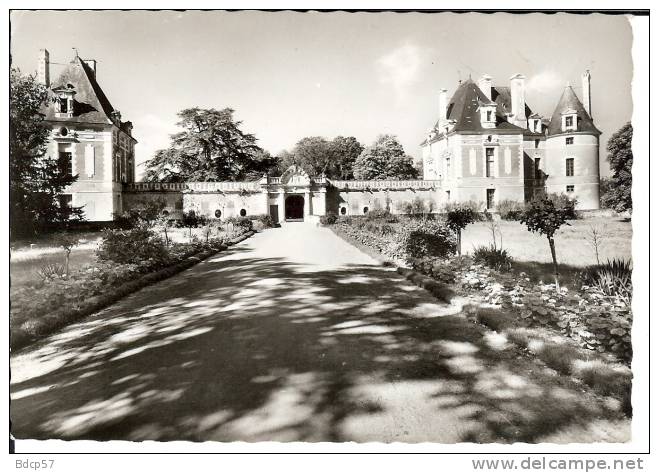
[{"left": 547, "top": 85, "right": 601, "bottom": 136}]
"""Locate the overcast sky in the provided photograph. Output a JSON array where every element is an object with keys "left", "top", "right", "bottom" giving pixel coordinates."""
[{"left": 11, "top": 10, "right": 633, "bottom": 179}]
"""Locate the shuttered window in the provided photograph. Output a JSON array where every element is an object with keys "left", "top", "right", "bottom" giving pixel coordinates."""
[{"left": 85, "top": 145, "right": 95, "bottom": 177}]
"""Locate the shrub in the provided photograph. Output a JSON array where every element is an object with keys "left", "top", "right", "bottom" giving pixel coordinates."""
[
  {"left": 97, "top": 227, "right": 170, "bottom": 266},
  {"left": 496, "top": 199, "right": 525, "bottom": 220},
  {"left": 248, "top": 214, "right": 275, "bottom": 228},
  {"left": 365, "top": 208, "right": 396, "bottom": 221},
  {"left": 443, "top": 200, "right": 485, "bottom": 215},
  {"left": 472, "top": 244, "right": 513, "bottom": 272},
  {"left": 36, "top": 262, "right": 66, "bottom": 281},
  {"left": 581, "top": 259, "right": 632, "bottom": 304},
  {"left": 401, "top": 220, "right": 456, "bottom": 260},
  {"left": 320, "top": 214, "right": 338, "bottom": 225}
]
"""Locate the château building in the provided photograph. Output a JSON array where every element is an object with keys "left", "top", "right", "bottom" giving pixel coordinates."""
[
  {"left": 38, "top": 49, "right": 137, "bottom": 221},
  {"left": 420, "top": 72, "right": 601, "bottom": 210},
  {"left": 36, "top": 50, "right": 601, "bottom": 224}
]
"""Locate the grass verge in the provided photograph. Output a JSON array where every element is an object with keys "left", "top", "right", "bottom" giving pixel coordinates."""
[
  {"left": 10, "top": 231, "right": 255, "bottom": 352},
  {"left": 472, "top": 306, "right": 632, "bottom": 415}
]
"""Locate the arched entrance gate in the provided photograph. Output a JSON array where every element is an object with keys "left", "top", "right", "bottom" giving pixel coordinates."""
[{"left": 284, "top": 195, "right": 305, "bottom": 221}]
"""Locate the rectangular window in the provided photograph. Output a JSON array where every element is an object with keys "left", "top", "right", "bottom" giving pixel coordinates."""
[
  {"left": 486, "top": 110, "right": 492, "bottom": 121},
  {"left": 565, "top": 116, "right": 573, "bottom": 127},
  {"left": 534, "top": 139, "right": 540, "bottom": 149},
  {"left": 58, "top": 151, "right": 73, "bottom": 177},
  {"left": 566, "top": 158, "right": 575, "bottom": 177},
  {"left": 59, "top": 98, "right": 68, "bottom": 113},
  {"left": 566, "top": 137, "right": 574, "bottom": 145},
  {"left": 486, "top": 189, "right": 495, "bottom": 210},
  {"left": 446, "top": 190, "right": 451, "bottom": 201},
  {"left": 566, "top": 185, "right": 575, "bottom": 193},
  {"left": 446, "top": 157, "right": 451, "bottom": 177},
  {"left": 534, "top": 158, "right": 541, "bottom": 179},
  {"left": 485, "top": 147, "right": 495, "bottom": 178}
]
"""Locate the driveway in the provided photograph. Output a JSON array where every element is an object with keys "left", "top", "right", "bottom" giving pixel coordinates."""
[{"left": 10, "top": 223, "right": 628, "bottom": 443}]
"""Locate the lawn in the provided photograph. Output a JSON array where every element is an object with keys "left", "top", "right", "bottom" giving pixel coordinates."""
[
  {"left": 461, "top": 216, "right": 632, "bottom": 288},
  {"left": 9, "top": 226, "right": 240, "bottom": 288}
]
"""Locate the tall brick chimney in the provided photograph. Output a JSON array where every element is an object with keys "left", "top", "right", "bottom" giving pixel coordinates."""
[
  {"left": 478, "top": 74, "right": 492, "bottom": 101},
  {"left": 438, "top": 88, "right": 448, "bottom": 122},
  {"left": 510, "top": 73, "right": 526, "bottom": 128},
  {"left": 582, "top": 70, "right": 592, "bottom": 117},
  {"left": 37, "top": 49, "right": 50, "bottom": 87}
]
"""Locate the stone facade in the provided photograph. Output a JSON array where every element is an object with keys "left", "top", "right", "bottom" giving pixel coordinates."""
[
  {"left": 38, "top": 49, "right": 137, "bottom": 221},
  {"left": 421, "top": 71, "right": 601, "bottom": 210},
  {"left": 123, "top": 166, "right": 443, "bottom": 223}
]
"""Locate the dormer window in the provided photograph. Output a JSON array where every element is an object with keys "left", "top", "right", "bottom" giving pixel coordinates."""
[
  {"left": 52, "top": 85, "right": 76, "bottom": 117},
  {"left": 528, "top": 117, "right": 542, "bottom": 133},
  {"left": 561, "top": 109, "right": 578, "bottom": 132},
  {"left": 479, "top": 103, "right": 497, "bottom": 129}
]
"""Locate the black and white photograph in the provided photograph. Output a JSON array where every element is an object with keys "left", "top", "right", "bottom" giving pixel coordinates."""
[{"left": 5, "top": 2, "right": 653, "bottom": 469}]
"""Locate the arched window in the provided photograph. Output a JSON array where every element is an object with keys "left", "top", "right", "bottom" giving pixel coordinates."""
[
  {"left": 340, "top": 207, "right": 347, "bottom": 215},
  {"left": 363, "top": 206, "right": 369, "bottom": 214},
  {"left": 214, "top": 209, "right": 222, "bottom": 218},
  {"left": 239, "top": 209, "right": 247, "bottom": 217},
  {"left": 162, "top": 209, "right": 169, "bottom": 217}
]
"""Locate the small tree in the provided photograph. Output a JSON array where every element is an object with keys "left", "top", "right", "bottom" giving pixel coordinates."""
[
  {"left": 181, "top": 210, "right": 203, "bottom": 240},
  {"left": 54, "top": 231, "right": 79, "bottom": 277},
  {"left": 446, "top": 207, "right": 476, "bottom": 256},
  {"left": 156, "top": 212, "right": 173, "bottom": 245},
  {"left": 519, "top": 198, "right": 571, "bottom": 291},
  {"left": 585, "top": 224, "right": 608, "bottom": 265}
]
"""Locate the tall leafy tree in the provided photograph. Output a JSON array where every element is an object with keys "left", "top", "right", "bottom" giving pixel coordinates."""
[
  {"left": 143, "top": 107, "right": 270, "bottom": 182},
  {"left": 275, "top": 135, "right": 364, "bottom": 179},
  {"left": 601, "top": 122, "right": 633, "bottom": 212},
  {"left": 10, "top": 68, "right": 81, "bottom": 238},
  {"left": 328, "top": 136, "right": 364, "bottom": 179},
  {"left": 353, "top": 134, "right": 418, "bottom": 180},
  {"left": 292, "top": 136, "right": 333, "bottom": 176}
]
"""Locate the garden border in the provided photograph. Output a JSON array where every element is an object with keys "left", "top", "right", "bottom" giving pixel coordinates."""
[
  {"left": 10, "top": 230, "right": 256, "bottom": 352},
  {"left": 328, "top": 223, "right": 632, "bottom": 414}
]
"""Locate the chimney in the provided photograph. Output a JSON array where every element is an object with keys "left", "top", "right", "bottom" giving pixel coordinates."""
[
  {"left": 438, "top": 88, "right": 448, "bottom": 122},
  {"left": 478, "top": 74, "right": 492, "bottom": 101},
  {"left": 37, "top": 49, "right": 50, "bottom": 87},
  {"left": 510, "top": 73, "right": 526, "bottom": 128},
  {"left": 582, "top": 70, "right": 592, "bottom": 117},
  {"left": 84, "top": 59, "right": 97, "bottom": 79}
]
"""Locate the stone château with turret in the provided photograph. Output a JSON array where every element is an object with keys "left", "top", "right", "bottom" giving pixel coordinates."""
[
  {"left": 37, "top": 48, "right": 601, "bottom": 224},
  {"left": 420, "top": 72, "right": 601, "bottom": 210}
]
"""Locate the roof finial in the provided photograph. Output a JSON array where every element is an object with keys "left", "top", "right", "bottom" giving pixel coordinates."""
[{"left": 72, "top": 47, "right": 79, "bottom": 59}]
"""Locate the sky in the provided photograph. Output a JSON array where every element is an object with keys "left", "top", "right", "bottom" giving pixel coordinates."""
[{"left": 11, "top": 11, "right": 633, "bottom": 179}]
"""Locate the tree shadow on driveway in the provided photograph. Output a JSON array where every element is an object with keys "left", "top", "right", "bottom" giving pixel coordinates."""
[{"left": 10, "top": 246, "right": 628, "bottom": 443}]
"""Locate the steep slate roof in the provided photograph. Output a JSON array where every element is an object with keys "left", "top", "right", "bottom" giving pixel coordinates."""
[
  {"left": 547, "top": 85, "right": 601, "bottom": 136},
  {"left": 445, "top": 79, "right": 529, "bottom": 133},
  {"left": 44, "top": 55, "right": 134, "bottom": 136}
]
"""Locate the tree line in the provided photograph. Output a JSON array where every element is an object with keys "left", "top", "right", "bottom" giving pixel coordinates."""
[{"left": 143, "top": 107, "right": 420, "bottom": 182}]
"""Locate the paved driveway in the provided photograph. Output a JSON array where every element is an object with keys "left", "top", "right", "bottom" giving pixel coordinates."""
[{"left": 10, "top": 223, "right": 628, "bottom": 443}]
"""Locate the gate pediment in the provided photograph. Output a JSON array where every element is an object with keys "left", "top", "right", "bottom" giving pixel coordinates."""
[{"left": 280, "top": 165, "right": 311, "bottom": 186}]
